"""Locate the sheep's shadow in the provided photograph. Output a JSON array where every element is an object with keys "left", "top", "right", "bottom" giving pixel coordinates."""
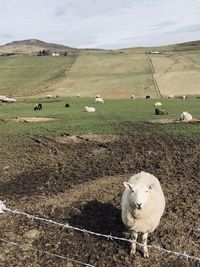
[
  {"left": 68, "top": 200, "right": 125, "bottom": 238},
  {"left": 67, "top": 200, "right": 158, "bottom": 257}
]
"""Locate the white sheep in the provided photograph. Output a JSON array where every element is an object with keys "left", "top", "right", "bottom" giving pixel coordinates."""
[
  {"left": 154, "top": 102, "right": 162, "bottom": 107},
  {"left": 182, "top": 95, "right": 186, "bottom": 100},
  {"left": 0, "top": 95, "right": 16, "bottom": 103},
  {"left": 121, "top": 171, "right": 165, "bottom": 258},
  {"left": 46, "top": 94, "right": 53, "bottom": 98},
  {"left": 96, "top": 94, "right": 101, "bottom": 98},
  {"left": 180, "top": 111, "right": 193, "bottom": 122},
  {"left": 130, "top": 95, "right": 135, "bottom": 99},
  {"left": 95, "top": 97, "right": 104, "bottom": 104},
  {"left": 85, "top": 106, "right": 96, "bottom": 112}
]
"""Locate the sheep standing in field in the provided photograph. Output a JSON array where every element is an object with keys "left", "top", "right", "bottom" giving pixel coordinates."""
[
  {"left": 85, "top": 106, "right": 96, "bottom": 112},
  {"left": 95, "top": 97, "right": 104, "bottom": 104},
  {"left": 155, "top": 108, "right": 168, "bottom": 115},
  {"left": 96, "top": 94, "right": 101, "bottom": 98},
  {"left": 0, "top": 95, "right": 16, "bottom": 103},
  {"left": 130, "top": 95, "right": 135, "bottom": 99},
  {"left": 34, "top": 103, "right": 42, "bottom": 111},
  {"left": 122, "top": 171, "right": 165, "bottom": 258},
  {"left": 180, "top": 111, "right": 193, "bottom": 122},
  {"left": 154, "top": 102, "right": 162, "bottom": 107},
  {"left": 46, "top": 94, "right": 53, "bottom": 99}
]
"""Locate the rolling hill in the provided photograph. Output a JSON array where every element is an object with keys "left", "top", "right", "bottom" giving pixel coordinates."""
[
  {"left": 0, "top": 39, "right": 200, "bottom": 98},
  {"left": 0, "top": 39, "right": 79, "bottom": 55}
]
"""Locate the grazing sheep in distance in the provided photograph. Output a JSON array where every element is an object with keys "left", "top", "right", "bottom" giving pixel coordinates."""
[
  {"left": 155, "top": 108, "right": 168, "bottom": 115},
  {"left": 34, "top": 103, "right": 42, "bottom": 111},
  {"left": 182, "top": 95, "right": 186, "bottom": 100},
  {"left": 76, "top": 94, "right": 81, "bottom": 97},
  {"left": 0, "top": 95, "right": 16, "bottom": 103},
  {"left": 146, "top": 95, "right": 150, "bottom": 99},
  {"left": 46, "top": 94, "right": 53, "bottom": 98},
  {"left": 85, "top": 106, "right": 96, "bottom": 112},
  {"left": 65, "top": 104, "right": 70, "bottom": 108},
  {"left": 130, "top": 95, "right": 135, "bottom": 99},
  {"left": 180, "top": 111, "right": 193, "bottom": 122},
  {"left": 95, "top": 97, "right": 104, "bottom": 104},
  {"left": 122, "top": 171, "right": 165, "bottom": 258},
  {"left": 154, "top": 102, "right": 162, "bottom": 107},
  {"left": 96, "top": 94, "right": 101, "bottom": 98}
]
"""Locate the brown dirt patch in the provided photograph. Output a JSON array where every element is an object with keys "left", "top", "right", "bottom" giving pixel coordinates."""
[
  {"left": 148, "top": 118, "right": 200, "bottom": 124},
  {"left": 0, "top": 132, "right": 199, "bottom": 266},
  {"left": 55, "top": 134, "right": 120, "bottom": 144},
  {"left": 11, "top": 117, "right": 57, "bottom": 123}
]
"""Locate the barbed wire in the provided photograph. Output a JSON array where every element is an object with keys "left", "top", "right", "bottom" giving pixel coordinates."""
[
  {"left": 2, "top": 206, "right": 200, "bottom": 262},
  {"left": 0, "top": 237, "right": 95, "bottom": 267}
]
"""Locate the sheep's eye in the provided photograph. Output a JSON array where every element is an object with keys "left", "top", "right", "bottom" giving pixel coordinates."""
[
  {"left": 145, "top": 190, "right": 148, "bottom": 193},
  {"left": 131, "top": 189, "right": 134, "bottom": 194}
]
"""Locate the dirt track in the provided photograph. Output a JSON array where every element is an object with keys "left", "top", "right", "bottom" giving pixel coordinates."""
[{"left": 0, "top": 132, "right": 199, "bottom": 266}]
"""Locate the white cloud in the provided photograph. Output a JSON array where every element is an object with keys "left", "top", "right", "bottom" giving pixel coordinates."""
[{"left": 0, "top": 0, "right": 200, "bottom": 48}]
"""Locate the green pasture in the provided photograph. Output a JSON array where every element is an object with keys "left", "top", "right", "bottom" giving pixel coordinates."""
[
  {"left": 0, "top": 97, "right": 200, "bottom": 136},
  {"left": 0, "top": 52, "right": 156, "bottom": 98},
  {"left": 0, "top": 55, "right": 77, "bottom": 96}
]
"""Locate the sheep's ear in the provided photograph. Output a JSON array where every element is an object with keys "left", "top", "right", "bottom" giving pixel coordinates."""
[{"left": 123, "top": 182, "right": 133, "bottom": 191}]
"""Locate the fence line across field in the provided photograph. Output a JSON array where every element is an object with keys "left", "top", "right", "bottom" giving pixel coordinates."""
[
  {"left": 0, "top": 238, "right": 95, "bottom": 267},
  {"left": 2, "top": 206, "right": 200, "bottom": 263}
]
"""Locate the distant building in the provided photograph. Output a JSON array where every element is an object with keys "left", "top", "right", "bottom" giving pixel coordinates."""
[{"left": 145, "top": 51, "right": 160, "bottom": 54}]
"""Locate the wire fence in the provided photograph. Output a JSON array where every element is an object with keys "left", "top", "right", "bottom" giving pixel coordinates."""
[
  {"left": 0, "top": 204, "right": 199, "bottom": 264},
  {"left": 0, "top": 238, "right": 95, "bottom": 267}
]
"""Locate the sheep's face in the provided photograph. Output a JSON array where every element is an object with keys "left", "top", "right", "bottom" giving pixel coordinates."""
[{"left": 124, "top": 183, "right": 152, "bottom": 210}]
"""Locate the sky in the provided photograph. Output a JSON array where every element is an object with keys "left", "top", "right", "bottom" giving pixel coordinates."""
[{"left": 0, "top": 0, "right": 200, "bottom": 49}]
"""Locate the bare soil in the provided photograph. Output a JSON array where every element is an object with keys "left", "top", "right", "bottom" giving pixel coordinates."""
[
  {"left": 148, "top": 119, "right": 200, "bottom": 124},
  {"left": 0, "top": 132, "right": 199, "bottom": 267},
  {"left": 10, "top": 117, "right": 57, "bottom": 123}
]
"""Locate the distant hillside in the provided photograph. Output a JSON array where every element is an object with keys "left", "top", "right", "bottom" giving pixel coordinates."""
[
  {"left": 0, "top": 39, "right": 79, "bottom": 55},
  {"left": 0, "top": 39, "right": 109, "bottom": 55},
  {"left": 1, "top": 39, "right": 200, "bottom": 99},
  {"left": 121, "top": 40, "right": 200, "bottom": 53},
  {"left": 172, "top": 40, "right": 200, "bottom": 51},
  {"left": 1, "top": 39, "right": 200, "bottom": 56}
]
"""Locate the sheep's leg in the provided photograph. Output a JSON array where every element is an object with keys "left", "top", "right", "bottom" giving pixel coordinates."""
[
  {"left": 130, "top": 232, "right": 138, "bottom": 255},
  {"left": 142, "top": 233, "right": 149, "bottom": 258}
]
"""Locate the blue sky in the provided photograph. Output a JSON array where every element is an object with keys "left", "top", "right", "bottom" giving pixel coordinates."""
[{"left": 0, "top": 0, "right": 200, "bottom": 49}]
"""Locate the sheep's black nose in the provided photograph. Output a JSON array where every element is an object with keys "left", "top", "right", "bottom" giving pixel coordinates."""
[{"left": 136, "top": 203, "right": 142, "bottom": 209}]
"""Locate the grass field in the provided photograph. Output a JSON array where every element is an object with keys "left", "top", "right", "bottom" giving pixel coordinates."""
[
  {"left": 52, "top": 51, "right": 155, "bottom": 98},
  {"left": 0, "top": 55, "right": 78, "bottom": 97},
  {"left": 1, "top": 97, "right": 200, "bottom": 137},
  {"left": 1, "top": 47, "right": 200, "bottom": 99},
  {"left": 150, "top": 51, "right": 200, "bottom": 97},
  {"left": 0, "top": 51, "right": 155, "bottom": 99}
]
